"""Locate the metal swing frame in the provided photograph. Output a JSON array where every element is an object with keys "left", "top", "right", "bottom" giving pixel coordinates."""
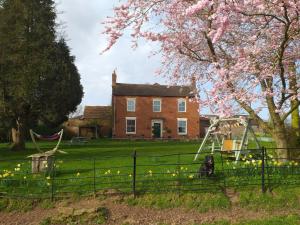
[{"left": 194, "top": 117, "right": 261, "bottom": 162}]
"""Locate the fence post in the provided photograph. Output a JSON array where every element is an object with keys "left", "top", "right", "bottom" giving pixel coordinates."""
[
  {"left": 93, "top": 158, "right": 96, "bottom": 197},
  {"left": 177, "top": 153, "right": 181, "bottom": 195},
  {"left": 132, "top": 150, "right": 137, "bottom": 198},
  {"left": 220, "top": 151, "right": 226, "bottom": 189},
  {"left": 51, "top": 157, "right": 55, "bottom": 201},
  {"left": 261, "top": 147, "right": 266, "bottom": 193}
]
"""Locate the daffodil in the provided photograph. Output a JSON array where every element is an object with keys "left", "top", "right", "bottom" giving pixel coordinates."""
[
  {"left": 46, "top": 176, "right": 51, "bottom": 180},
  {"left": 17, "top": 164, "right": 21, "bottom": 167},
  {"left": 76, "top": 172, "right": 80, "bottom": 176},
  {"left": 129, "top": 174, "right": 132, "bottom": 177},
  {"left": 117, "top": 170, "right": 120, "bottom": 174},
  {"left": 188, "top": 174, "right": 194, "bottom": 179},
  {"left": 23, "top": 176, "right": 27, "bottom": 179},
  {"left": 172, "top": 173, "right": 176, "bottom": 177}
]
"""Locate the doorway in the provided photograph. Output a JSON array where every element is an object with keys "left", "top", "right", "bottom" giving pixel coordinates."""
[{"left": 152, "top": 120, "right": 163, "bottom": 138}]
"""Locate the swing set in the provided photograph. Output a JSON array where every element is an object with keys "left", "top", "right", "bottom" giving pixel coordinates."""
[{"left": 194, "top": 117, "right": 261, "bottom": 162}]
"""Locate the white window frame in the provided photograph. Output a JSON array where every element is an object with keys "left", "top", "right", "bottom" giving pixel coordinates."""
[
  {"left": 178, "top": 98, "right": 186, "bottom": 112},
  {"left": 177, "top": 118, "right": 187, "bottom": 135},
  {"left": 153, "top": 98, "right": 161, "bottom": 112},
  {"left": 127, "top": 98, "right": 136, "bottom": 112},
  {"left": 126, "top": 117, "right": 136, "bottom": 134}
]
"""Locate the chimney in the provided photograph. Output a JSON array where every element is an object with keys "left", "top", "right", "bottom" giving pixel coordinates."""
[{"left": 112, "top": 70, "right": 117, "bottom": 87}]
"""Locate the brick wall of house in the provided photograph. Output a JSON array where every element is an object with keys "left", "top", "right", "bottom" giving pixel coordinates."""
[{"left": 112, "top": 96, "right": 200, "bottom": 139}]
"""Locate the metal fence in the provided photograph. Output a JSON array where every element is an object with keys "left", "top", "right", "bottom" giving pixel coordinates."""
[{"left": 1, "top": 147, "right": 300, "bottom": 200}]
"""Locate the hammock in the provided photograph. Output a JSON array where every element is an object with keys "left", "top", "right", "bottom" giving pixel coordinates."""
[{"left": 29, "top": 129, "right": 66, "bottom": 154}]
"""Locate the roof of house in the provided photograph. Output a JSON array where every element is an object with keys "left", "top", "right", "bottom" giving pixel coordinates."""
[
  {"left": 83, "top": 106, "right": 112, "bottom": 119},
  {"left": 112, "top": 83, "right": 195, "bottom": 97}
]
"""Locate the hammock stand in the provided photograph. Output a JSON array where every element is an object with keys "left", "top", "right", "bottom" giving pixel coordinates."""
[{"left": 28, "top": 129, "right": 66, "bottom": 173}]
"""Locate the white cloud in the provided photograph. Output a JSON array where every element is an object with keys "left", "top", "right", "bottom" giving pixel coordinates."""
[{"left": 55, "top": 0, "right": 166, "bottom": 106}]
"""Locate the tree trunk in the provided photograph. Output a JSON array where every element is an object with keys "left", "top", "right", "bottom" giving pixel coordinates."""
[
  {"left": 289, "top": 61, "right": 299, "bottom": 138},
  {"left": 10, "top": 121, "right": 25, "bottom": 151},
  {"left": 273, "top": 129, "right": 289, "bottom": 162}
]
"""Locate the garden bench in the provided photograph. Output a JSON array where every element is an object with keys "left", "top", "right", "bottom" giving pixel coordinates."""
[{"left": 70, "top": 136, "right": 89, "bottom": 145}]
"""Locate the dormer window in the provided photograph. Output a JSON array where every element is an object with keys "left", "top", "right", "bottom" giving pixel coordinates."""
[
  {"left": 127, "top": 98, "right": 136, "bottom": 112},
  {"left": 153, "top": 99, "right": 161, "bottom": 112},
  {"left": 178, "top": 98, "right": 186, "bottom": 112}
]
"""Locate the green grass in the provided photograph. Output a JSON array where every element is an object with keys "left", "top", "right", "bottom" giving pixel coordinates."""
[
  {"left": 125, "top": 192, "right": 230, "bottom": 213},
  {"left": 0, "top": 139, "right": 298, "bottom": 198},
  {"left": 200, "top": 215, "right": 300, "bottom": 225}
]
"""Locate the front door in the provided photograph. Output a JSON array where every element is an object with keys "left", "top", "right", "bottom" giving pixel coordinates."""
[{"left": 152, "top": 120, "right": 162, "bottom": 138}]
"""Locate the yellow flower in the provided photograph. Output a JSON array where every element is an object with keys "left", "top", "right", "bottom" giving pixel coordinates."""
[
  {"left": 14, "top": 168, "right": 20, "bottom": 171},
  {"left": 188, "top": 174, "right": 194, "bottom": 179},
  {"left": 107, "top": 170, "right": 111, "bottom": 174},
  {"left": 46, "top": 176, "right": 51, "bottom": 180},
  {"left": 180, "top": 166, "right": 184, "bottom": 170},
  {"left": 0, "top": 175, "right": 2, "bottom": 178},
  {"left": 129, "top": 174, "right": 132, "bottom": 177},
  {"left": 10, "top": 173, "right": 14, "bottom": 177},
  {"left": 148, "top": 170, "right": 152, "bottom": 174},
  {"left": 295, "top": 162, "right": 299, "bottom": 166},
  {"left": 47, "top": 182, "right": 51, "bottom": 186},
  {"left": 249, "top": 154, "right": 253, "bottom": 158},
  {"left": 117, "top": 170, "right": 120, "bottom": 174},
  {"left": 167, "top": 170, "right": 170, "bottom": 173},
  {"left": 172, "top": 173, "right": 176, "bottom": 177},
  {"left": 104, "top": 172, "right": 108, "bottom": 175},
  {"left": 23, "top": 176, "right": 27, "bottom": 179},
  {"left": 76, "top": 172, "right": 80, "bottom": 176},
  {"left": 17, "top": 164, "right": 21, "bottom": 167}
]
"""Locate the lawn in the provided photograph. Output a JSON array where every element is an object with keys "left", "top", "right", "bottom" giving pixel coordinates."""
[{"left": 0, "top": 139, "right": 299, "bottom": 199}]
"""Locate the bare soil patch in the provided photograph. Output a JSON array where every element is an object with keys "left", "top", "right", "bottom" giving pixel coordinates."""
[{"left": 0, "top": 196, "right": 298, "bottom": 225}]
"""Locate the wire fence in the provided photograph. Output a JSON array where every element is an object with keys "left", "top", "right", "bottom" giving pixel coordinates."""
[{"left": 1, "top": 147, "right": 300, "bottom": 200}]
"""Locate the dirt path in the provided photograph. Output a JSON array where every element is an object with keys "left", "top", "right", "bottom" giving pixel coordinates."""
[{"left": 0, "top": 197, "right": 298, "bottom": 225}]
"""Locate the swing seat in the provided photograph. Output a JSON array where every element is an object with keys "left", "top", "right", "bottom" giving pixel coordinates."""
[{"left": 221, "top": 140, "right": 242, "bottom": 152}]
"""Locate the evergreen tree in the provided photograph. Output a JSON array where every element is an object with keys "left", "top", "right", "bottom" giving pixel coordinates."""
[
  {"left": 0, "top": 0, "right": 83, "bottom": 150},
  {"left": 39, "top": 38, "right": 83, "bottom": 127}
]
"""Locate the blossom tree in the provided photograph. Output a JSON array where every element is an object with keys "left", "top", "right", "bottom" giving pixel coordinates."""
[{"left": 103, "top": 0, "right": 300, "bottom": 158}]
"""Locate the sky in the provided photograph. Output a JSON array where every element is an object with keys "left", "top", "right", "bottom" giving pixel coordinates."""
[{"left": 55, "top": 0, "right": 166, "bottom": 107}]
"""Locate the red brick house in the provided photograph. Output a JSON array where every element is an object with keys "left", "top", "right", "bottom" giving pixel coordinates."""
[{"left": 111, "top": 71, "right": 200, "bottom": 139}]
